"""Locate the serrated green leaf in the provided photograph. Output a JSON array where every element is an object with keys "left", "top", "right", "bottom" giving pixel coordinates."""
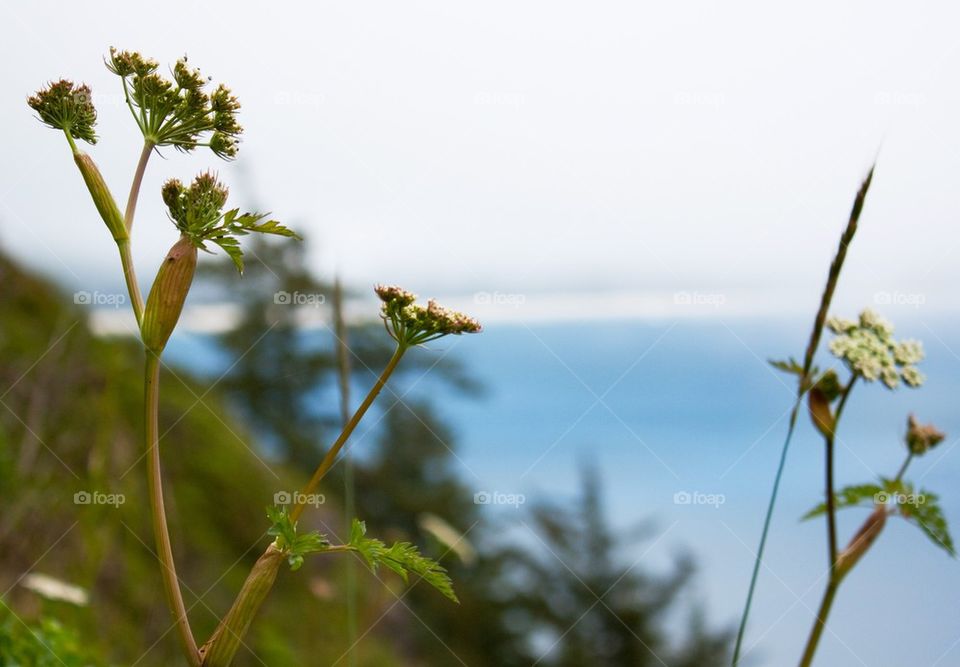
[
  {"left": 802, "top": 483, "right": 882, "bottom": 520},
  {"left": 209, "top": 235, "right": 245, "bottom": 273},
  {"left": 347, "top": 518, "right": 458, "bottom": 602},
  {"left": 898, "top": 488, "right": 955, "bottom": 557},
  {"left": 266, "top": 506, "right": 329, "bottom": 570},
  {"left": 770, "top": 357, "right": 805, "bottom": 375}
]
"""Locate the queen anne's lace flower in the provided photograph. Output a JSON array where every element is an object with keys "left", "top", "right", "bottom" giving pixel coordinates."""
[{"left": 827, "top": 309, "right": 924, "bottom": 389}]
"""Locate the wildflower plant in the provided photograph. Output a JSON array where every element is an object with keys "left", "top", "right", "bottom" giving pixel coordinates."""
[
  {"left": 30, "top": 50, "right": 480, "bottom": 667},
  {"left": 733, "top": 167, "right": 954, "bottom": 667}
]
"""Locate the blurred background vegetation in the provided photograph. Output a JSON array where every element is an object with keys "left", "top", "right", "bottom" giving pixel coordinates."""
[{"left": 0, "top": 238, "right": 730, "bottom": 666}]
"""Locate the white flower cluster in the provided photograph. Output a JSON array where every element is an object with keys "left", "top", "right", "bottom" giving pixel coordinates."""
[{"left": 826, "top": 309, "right": 924, "bottom": 389}]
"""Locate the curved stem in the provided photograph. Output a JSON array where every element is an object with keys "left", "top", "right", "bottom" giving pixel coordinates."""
[
  {"left": 117, "top": 238, "right": 144, "bottom": 325},
  {"left": 290, "top": 344, "right": 406, "bottom": 523},
  {"left": 125, "top": 140, "right": 154, "bottom": 233},
  {"left": 798, "top": 579, "right": 840, "bottom": 667},
  {"left": 145, "top": 352, "right": 200, "bottom": 666}
]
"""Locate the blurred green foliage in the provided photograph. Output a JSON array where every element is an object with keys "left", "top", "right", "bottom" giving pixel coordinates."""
[{"left": 1, "top": 243, "right": 730, "bottom": 665}]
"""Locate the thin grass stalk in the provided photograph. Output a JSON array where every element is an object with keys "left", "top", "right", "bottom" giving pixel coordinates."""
[
  {"left": 333, "top": 277, "right": 359, "bottom": 667},
  {"left": 732, "top": 165, "right": 875, "bottom": 666}
]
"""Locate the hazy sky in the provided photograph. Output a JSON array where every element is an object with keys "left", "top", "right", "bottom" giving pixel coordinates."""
[{"left": 3, "top": 1, "right": 960, "bottom": 317}]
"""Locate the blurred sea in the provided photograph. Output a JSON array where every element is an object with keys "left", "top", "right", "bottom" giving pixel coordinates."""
[{"left": 168, "top": 315, "right": 960, "bottom": 666}]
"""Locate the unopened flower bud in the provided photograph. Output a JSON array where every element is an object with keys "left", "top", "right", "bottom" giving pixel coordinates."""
[
  {"left": 808, "top": 387, "right": 835, "bottom": 438},
  {"left": 141, "top": 235, "right": 198, "bottom": 353},
  {"left": 73, "top": 151, "right": 127, "bottom": 241},
  {"left": 906, "top": 414, "right": 945, "bottom": 456}
]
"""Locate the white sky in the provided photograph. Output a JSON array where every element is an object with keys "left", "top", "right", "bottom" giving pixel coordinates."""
[{"left": 2, "top": 1, "right": 960, "bottom": 318}]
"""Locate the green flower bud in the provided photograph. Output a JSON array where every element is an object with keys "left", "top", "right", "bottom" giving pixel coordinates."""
[
  {"left": 141, "top": 235, "right": 198, "bottom": 353},
  {"left": 73, "top": 151, "right": 127, "bottom": 241},
  {"left": 27, "top": 79, "right": 98, "bottom": 145}
]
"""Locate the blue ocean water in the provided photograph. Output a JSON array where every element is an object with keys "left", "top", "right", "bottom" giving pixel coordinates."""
[{"left": 168, "top": 315, "right": 960, "bottom": 666}]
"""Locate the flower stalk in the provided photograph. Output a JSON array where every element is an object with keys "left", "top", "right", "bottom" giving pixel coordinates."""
[
  {"left": 201, "top": 287, "right": 479, "bottom": 665},
  {"left": 31, "top": 52, "right": 478, "bottom": 667},
  {"left": 145, "top": 351, "right": 201, "bottom": 666}
]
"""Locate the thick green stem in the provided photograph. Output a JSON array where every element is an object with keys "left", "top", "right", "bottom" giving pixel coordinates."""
[
  {"left": 200, "top": 545, "right": 285, "bottom": 666},
  {"left": 145, "top": 353, "right": 200, "bottom": 667},
  {"left": 125, "top": 141, "right": 154, "bottom": 233},
  {"left": 798, "top": 579, "right": 840, "bottom": 667},
  {"left": 117, "top": 238, "right": 144, "bottom": 325},
  {"left": 290, "top": 344, "right": 406, "bottom": 523}
]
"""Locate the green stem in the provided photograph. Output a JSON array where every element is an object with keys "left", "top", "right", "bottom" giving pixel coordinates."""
[
  {"left": 824, "top": 375, "right": 857, "bottom": 567},
  {"left": 125, "top": 140, "right": 154, "bottom": 233},
  {"left": 798, "top": 579, "right": 840, "bottom": 667},
  {"left": 824, "top": 436, "right": 839, "bottom": 565},
  {"left": 145, "top": 352, "right": 200, "bottom": 667},
  {"left": 894, "top": 453, "right": 914, "bottom": 483},
  {"left": 200, "top": 546, "right": 285, "bottom": 667},
  {"left": 289, "top": 344, "right": 406, "bottom": 523},
  {"left": 63, "top": 129, "right": 78, "bottom": 154},
  {"left": 117, "top": 238, "right": 144, "bottom": 325}
]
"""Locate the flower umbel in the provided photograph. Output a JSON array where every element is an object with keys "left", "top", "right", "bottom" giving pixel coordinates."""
[
  {"left": 826, "top": 309, "right": 925, "bottom": 388},
  {"left": 107, "top": 48, "right": 242, "bottom": 158},
  {"left": 376, "top": 284, "right": 482, "bottom": 346},
  {"left": 28, "top": 80, "right": 98, "bottom": 145},
  {"left": 162, "top": 172, "right": 299, "bottom": 273}
]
